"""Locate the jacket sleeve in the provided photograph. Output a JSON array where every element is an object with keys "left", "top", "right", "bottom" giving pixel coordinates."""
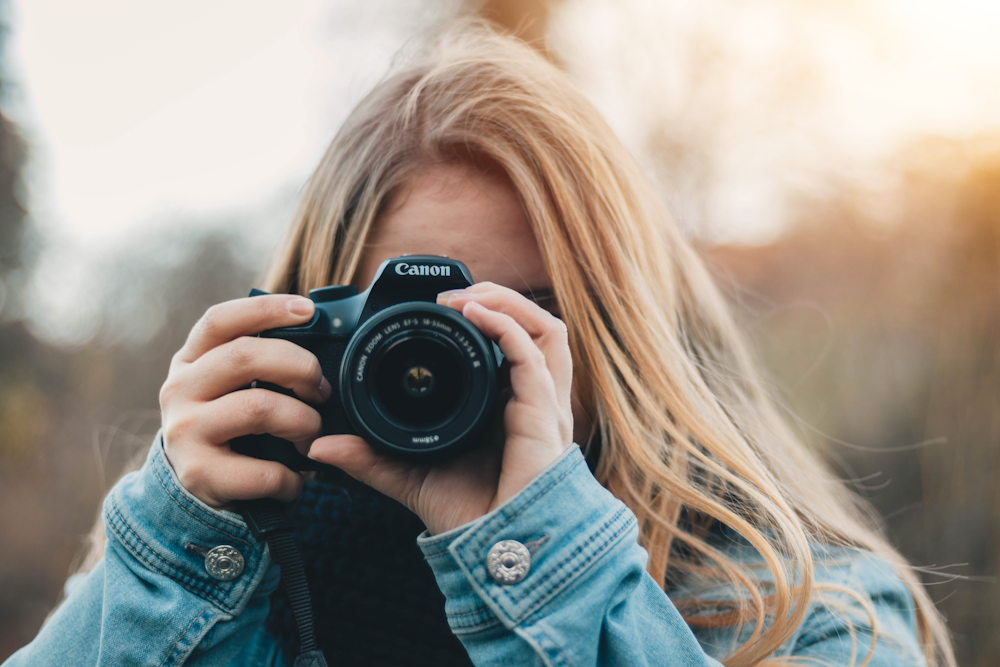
[
  {"left": 417, "top": 445, "right": 726, "bottom": 667},
  {"left": 2, "top": 435, "right": 283, "bottom": 667},
  {"left": 418, "top": 446, "right": 931, "bottom": 667}
]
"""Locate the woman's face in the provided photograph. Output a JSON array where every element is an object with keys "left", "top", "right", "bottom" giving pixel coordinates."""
[{"left": 354, "top": 161, "right": 592, "bottom": 445}]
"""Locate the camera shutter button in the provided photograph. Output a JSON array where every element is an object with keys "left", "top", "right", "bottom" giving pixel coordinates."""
[
  {"left": 486, "top": 540, "right": 530, "bottom": 585},
  {"left": 204, "top": 545, "right": 245, "bottom": 581}
]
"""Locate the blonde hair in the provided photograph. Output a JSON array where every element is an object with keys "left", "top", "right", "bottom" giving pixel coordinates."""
[{"left": 263, "top": 23, "right": 954, "bottom": 667}]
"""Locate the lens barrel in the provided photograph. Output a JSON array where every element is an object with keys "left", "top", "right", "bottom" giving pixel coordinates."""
[{"left": 339, "top": 302, "right": 497, "bottom": 458}]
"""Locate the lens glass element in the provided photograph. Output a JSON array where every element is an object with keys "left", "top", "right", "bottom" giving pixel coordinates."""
[{"left": 372, "top": 334, "right": 463, "bottom": 429}]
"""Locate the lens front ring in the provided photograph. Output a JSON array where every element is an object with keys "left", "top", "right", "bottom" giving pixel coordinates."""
[{"left": 339, "top": 302, "right": 497, "bottom": 459}]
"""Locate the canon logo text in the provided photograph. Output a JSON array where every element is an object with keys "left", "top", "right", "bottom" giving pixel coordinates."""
[{"left": 394, "top": 263, "right": 451, "bottom": 277}]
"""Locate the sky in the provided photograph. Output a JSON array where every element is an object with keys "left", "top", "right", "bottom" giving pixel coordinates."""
[
  {"left": 6, "top": 0, "right": 421, "bottom": 243},
  {"left": 4, "top": 0, "right": 1000, "bottom": 343}
]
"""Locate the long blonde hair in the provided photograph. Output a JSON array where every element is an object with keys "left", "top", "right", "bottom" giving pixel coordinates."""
[{"left": 263, "top": 23, "right": 954, "bottom": 667}]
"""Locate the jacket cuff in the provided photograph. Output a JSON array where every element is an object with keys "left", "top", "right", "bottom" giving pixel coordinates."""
[
  {"left": 103, "top": 433, "right": 272, "bottom": 616},
  {"left": 417, "top": 445, "right": 638, "bottom": 634}
]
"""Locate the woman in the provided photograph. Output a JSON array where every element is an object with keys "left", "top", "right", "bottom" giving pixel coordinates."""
[{"left": 6, "top": 23, "right": 954, "bottom": 667}]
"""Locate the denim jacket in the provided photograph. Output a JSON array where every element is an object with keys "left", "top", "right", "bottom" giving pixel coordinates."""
[{"left": 5, "top": 436, "right": 927, "bottom": 666}]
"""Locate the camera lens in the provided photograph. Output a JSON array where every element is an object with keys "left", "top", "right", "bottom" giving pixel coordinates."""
[
  {"left": 403, "top": 365, "right": 434, "bottom": 397},
  {"left": 372, "top": 334, "right": 463, "bottom": 429},
  {"left": 340, "top": 302, "right": 499, "bottom": 459}
]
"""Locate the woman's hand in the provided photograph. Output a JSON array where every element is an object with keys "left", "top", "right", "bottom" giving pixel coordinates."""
[
  {"left": 159, "top": 295, "right": 330, "bottom": 510},
  {"left": 307, "top": 282, "right": 574, "bottom": 535}
]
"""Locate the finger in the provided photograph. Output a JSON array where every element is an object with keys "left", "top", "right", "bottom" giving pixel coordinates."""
[
  {"left": 188, "top": 336, "right": 330, "bottom": 403},
  {"left": 450, "top": 293, "right": 573, "bottom": 413},
  {"left": 460, "top": 301, "right": 560, "bottom": 410},
  {"left": 195, "top": 450, "right": 305, "bottom": 506},
  {"left": 197, "top": 389, "right": 323, "bottom": 453},
  {"left": 307, "top": 434, "right": 422, "bottom": 506},
  {"left": 178, "top": 295, "right": 316, "bottom": 363},
  {"left": 438, "top": 284, "right": 558, "bottom": 340}
]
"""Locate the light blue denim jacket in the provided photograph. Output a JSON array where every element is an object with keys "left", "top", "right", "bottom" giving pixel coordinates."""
[{"left": 5, "top": 436, "right": 928, "bottom": 666}]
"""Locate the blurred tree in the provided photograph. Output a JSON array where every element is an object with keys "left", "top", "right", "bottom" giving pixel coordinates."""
[
  {"left": 0, "top": 224, "right": 260, "bottom": 659},
  {"left": 0, "top": 2, "right": 28, "bottom": 320},
  {"left": 0, "top": 2, "right": 64, "bottom": 657},
  {"left": 704, "top": 136, "right": 1000, "bottom": 667}
]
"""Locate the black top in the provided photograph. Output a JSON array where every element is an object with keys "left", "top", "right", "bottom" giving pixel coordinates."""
[{"left": 266, "top": 470, "right": 474, "bottom": 666}]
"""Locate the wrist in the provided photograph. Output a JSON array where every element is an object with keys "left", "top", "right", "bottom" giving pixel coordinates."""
[
  {"left": 417, "top": 444, "right": 639, "bottom": 634},
  {"left": 492, "top": 437, "right": 572, "bottom": 510},
  {"left": 104, "top": 432, "right": 274, "bottom": 613}
]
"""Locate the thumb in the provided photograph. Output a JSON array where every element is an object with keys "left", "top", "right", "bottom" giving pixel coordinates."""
[{"left": 307, "top": 435, "right": 422, "bottom": 506}]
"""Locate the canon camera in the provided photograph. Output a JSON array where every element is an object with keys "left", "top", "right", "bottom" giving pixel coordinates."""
[{"left": 231, "top": 256, "right": 504, "bottom": 469}]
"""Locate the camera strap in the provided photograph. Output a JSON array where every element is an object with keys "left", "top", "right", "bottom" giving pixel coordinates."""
[{"left": 239, "top": 498, "right": 328, "bottom": 667}]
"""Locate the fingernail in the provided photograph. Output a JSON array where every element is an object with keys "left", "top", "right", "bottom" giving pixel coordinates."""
[
  {"left": 437, "top": 289, "right": 466, "bottom": 302},
  {"left": 306, "top": 441, "right": 326, "bottom": 460},
  {"left": 319, "top": 376, "right": 332, "bottom": 401},
  {"left": 288, "top": 298, "right": 314, "bottom": 316}
]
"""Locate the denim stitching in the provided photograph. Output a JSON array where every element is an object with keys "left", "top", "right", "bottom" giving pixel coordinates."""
[
  {"left": 524, "top": 511, "right": 634, "bottom": 612},
  {"left": 526, "top": 510, "right": 632, "bottom": 609},
  {"left": 450, "top": 617, "right": 503, "bottom": 634},
  {"left": 446, "top": 605, "right": 494, "bottom": 619},
  {"left": 107, "top": 494, "right": 238, "bottom": 610},
  {"left": 106, "top": 511, "right": 176, "bottom": 586},
  {"left": 463, "top": 454, "right": 584, "bottom": 555},
  {"left": 509, "top": 506, "right": 632, "bottom": 606},
  {"left": 107, "top": 499, "right": 230, "bottom": 606},
  {"left": 516, "top": 625, "right": 563, "bottom": 667},
  {"left": 483, "top": 508, "right": 635, "bottom": 624},
  {"left": 160, "top": 607, "right": 211, "bottom": 667}
]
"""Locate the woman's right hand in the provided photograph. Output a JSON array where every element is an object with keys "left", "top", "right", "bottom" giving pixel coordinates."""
[{"left": 158, "top": 295, "right": 330, "bottom": 510}]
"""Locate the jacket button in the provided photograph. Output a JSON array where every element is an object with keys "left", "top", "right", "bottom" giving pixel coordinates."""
[
  {"left": 204, "top": 545, "right": 245, "bottom": 581},
  {"left": 487, "top": 540, "right": 531, "bottom": 584}
]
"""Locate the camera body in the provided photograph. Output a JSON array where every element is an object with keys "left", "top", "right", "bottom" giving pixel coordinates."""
[{"left": 231, "top": 256, "right": 503, "bottom": 469}]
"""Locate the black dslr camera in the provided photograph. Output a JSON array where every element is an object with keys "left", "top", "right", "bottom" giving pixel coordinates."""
[{"left": 231, "top": 256, "right": 504, "bottom": 469}]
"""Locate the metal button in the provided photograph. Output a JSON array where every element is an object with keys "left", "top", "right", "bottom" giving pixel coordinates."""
[
  {"left": 487, "top": 540, "right": 531, "bottom": 585},
  {"left": 204, "top": 545, "right": 245, "bottom": 581}
]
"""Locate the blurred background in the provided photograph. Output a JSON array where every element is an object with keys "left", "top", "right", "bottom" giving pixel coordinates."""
[{"left": 0, "top": 0, "right": 996, "bottom": 663}]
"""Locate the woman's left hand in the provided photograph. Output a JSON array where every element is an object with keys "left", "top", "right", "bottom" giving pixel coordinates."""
[{"left": 306, "top": 281, "right": 574, "bottom": 535}]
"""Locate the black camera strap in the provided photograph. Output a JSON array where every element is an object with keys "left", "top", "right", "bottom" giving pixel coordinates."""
[{"left": 239, "top": 498, "right": 328, "bottom": 667}]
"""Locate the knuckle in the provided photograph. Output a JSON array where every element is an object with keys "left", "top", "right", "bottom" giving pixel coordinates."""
[
  {"left": 162, "top": 409, "right": 204, "bottom": 450},
  {"left": 255, "top": 465, "right": 285, "bottom": 496},
  {"left": 298, "top": 351, "right": 323, "bottom": 385},
  {"left": 162, "top": 415, "right": 183, "bottom": 445},
  {"left": 158, "top": 378, "right": 176, "bottom": 409},
  {"left": 306, "top": 408, "right": 323, "bottom": 436},
  {"left": 289, "top": 404, "right": 322, "bottom": 440},
  {"left": 226, "top": 337, "right": 255, "bottom": 370},
  {"left": 242, "top": 390, "right": 275, "bottom": 429},
  {"left": 170, "top": 411, "right": 198, "bottom": 441},
  {"left": 199, "top": 304, "right": 225, "bottom": 336}
]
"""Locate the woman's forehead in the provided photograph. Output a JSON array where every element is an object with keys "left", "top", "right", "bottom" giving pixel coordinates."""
[{"left": 353, "top": 163, "right": 550, "bottom": 291}]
